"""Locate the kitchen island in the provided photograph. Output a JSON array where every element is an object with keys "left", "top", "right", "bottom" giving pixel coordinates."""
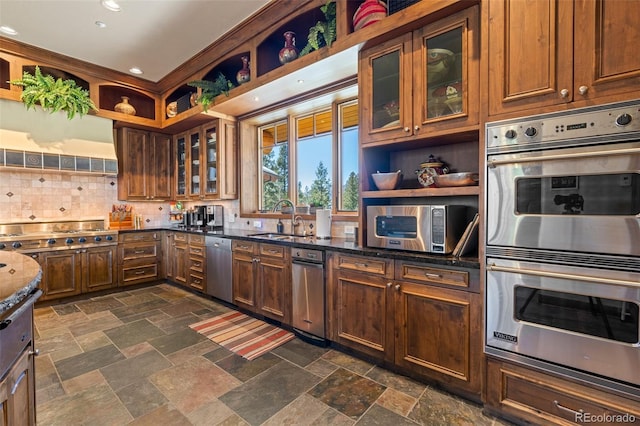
[{"left": 1, "top": 251, "right": 42, "bottom": 426}]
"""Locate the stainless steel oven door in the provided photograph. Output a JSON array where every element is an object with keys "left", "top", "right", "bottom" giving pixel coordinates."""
[
  {"left": 486, "top": 257, "right": 640, "bottom": 387},
  {"left": 486, "top": 141, "right": 640, "bottom": 256}
]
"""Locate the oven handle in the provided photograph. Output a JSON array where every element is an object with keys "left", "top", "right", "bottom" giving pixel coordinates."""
[
  {"left": 487, "top": 147, "right": 640, "bottom": 167},
  {"left": 487, "top": 263, "right": 639, "bottom": 287}
]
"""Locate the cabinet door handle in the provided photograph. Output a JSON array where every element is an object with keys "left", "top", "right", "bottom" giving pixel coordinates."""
[
  {"left": 29, "top": 349, "right": 40, "bottom": 357},
  {"left": 354, "top": 262, "right": 368, "bottom": 268},
  {"left": 135, "top": 270, "right": 146, "bottom": 275},
  {"left": 553, "top": 400, "right": 584, "bottom": 417},
  {"left": 425, "top": 272, "right": 442, "bottom": 279},
  {"left": 11, "top": 372, "right": 26, "bottom": 395},
  {"left": 267, "top": 249, "right": 279, "bottom": 254},
  {"left": 134, "top": 250, "right": 145, "bottom": 254}
]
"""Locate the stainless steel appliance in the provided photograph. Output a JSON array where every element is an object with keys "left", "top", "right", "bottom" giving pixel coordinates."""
[
  {"left": 0, "top": 220, "right": 118, "bottom": 254},
  {"left": 291, "top": 247, "right": 326, "bottom": 344},
  {"left": 485, "top": 99, "right": 640, "bottom": 396},
  {"left": 205, "top": 236, "right": 232, "bottom": 303},
  {"left": 367, "top": 205, "right": 470, "bottom": 254}
]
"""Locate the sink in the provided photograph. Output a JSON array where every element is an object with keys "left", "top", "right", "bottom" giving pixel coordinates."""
[{"left": 248, "top": 233, "right": 297, "bottom": 241}]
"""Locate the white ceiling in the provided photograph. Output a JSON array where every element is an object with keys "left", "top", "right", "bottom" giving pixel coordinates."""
[{"left": 0, "top": 0, "right": 271, "bottom": 82}]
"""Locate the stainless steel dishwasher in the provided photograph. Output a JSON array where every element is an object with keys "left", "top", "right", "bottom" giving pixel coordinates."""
[
  {"left": 291, "top": 247, "right": 326, "bottom": 344},
  {"left": 205, "top": 236, "right": 232, "bottom": 303}
]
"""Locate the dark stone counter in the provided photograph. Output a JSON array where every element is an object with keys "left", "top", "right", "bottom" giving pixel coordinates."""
[
  {"left": 0, "top": 252, "right": 42, "bottom": 315},
  {"left": 128, "top": 227, "right": 479, "bottom": 269}
]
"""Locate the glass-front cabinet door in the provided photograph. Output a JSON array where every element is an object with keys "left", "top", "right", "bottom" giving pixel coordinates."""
[
  {"left": 203, "top": 124, "right": 218, "bottom": 197},
  {"left": 413, "top": 6, "right": 479, "bottom": 129},
  {"left": 189, "top": 130, "right": 201, "bottom": 197},
  {"left": 360, "top": 32, "right": 412, "bottom": 144},
  {"left": 175, "top": 134, "right": 188, "bottom": 199}
]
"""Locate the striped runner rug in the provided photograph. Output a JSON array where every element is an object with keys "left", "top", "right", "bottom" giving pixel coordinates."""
[{"left": 189, "top": 311, "right": 294, "bottom": 360}]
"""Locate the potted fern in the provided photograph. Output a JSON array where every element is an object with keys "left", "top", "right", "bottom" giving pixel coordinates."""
[
  {"left": 188, "top": 73, "right": 235, "bottom": 111},
  {"left": 299, "top": 0, "right": 337, "bottom": 56},
  {"left": 10, "top": 66, "right": 97, "bottom": 119}
]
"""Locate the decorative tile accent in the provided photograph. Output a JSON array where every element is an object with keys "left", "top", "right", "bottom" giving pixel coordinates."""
[
  {"left": 39, "top": 177, "right": 46, "bottom": 183},
  {"left": 146, "top": 218, "right": 150, "bottom": 223},
  {"left": 29, "top": 215, "right": 36, "bottom": 220},
  {"left": 158, "top": 206, "right": 163, "bottom": 211},
  {"left": 6, "top": 192, "right": 13, "bottom": 197},
  {"left": 110, "top": 181, "right": 116, "bottom": 186},
  {"left": 9, "top": 268, "right": 15, "bottom": 275},
  {"left": 77, "top": 186, "right": 83, "bottom": 191},
  {"left": 59, "top": 207, "right": 66, "bottom": 212}
]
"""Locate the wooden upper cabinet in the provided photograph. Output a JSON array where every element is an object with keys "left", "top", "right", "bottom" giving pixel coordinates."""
[
  {"left": 173, "top": 119, "right": 237, "bottom": 201},
  {"left": 117, "top": 127, "right": 173, "bottom": 201},
  {"left": 487, "top": 0, "right": 640, "bottom": 117},
  {"left": 359, "top": 6, "right": 479, "bottom": 146}
]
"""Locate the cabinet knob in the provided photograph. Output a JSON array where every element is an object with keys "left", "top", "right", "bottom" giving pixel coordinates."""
[
  {"left": 403, "top": 126, "right": 410, "bottom": 132},
  {"left": 394, "top": 284, "right": 401, "bottom": 291},
  {"left": 414, "top": 125, "right": 420, "bottom": 132},
  {"left": 578, "top": 85, "right": 589, "bottom": 95},
  {"left": 29, "top": 349, "right": 40, "bottom": 356},
  {"left": 560, "top": 89, "right": 570, "bottom": 98},
  {"left": 386, "top": 282, "right": 392, "bottom": 288}
]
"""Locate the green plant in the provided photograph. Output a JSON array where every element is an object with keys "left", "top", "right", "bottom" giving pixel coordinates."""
[
  {"left": 9, "top": 66, "right": 97, "bottom": 119},
  {"left": 188, "top": 73, "right": 235, "bottom": 111},
  {"left": 299, "top": 0, "right": 337, "bottom": 56}
]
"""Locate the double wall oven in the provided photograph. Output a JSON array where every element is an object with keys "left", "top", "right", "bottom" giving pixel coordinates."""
[{"left": 485, "top": 100, "right": 640, "bottom": 395}]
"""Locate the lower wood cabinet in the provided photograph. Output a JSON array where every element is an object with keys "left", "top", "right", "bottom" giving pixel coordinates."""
[
  {"left": 118, "top": 232, "right": 161, "bottom": 286},
  {"left": 232, "top": 240, "right": 290, "bottom": 324},
  {"left": 485, "top": 357, "right": 640, "bottom": 425},
  {"left": 28, "top": 245, "right": 117, "bottom": 301},
  {"left": 0, "top": 344, "right": 36, "bottom": 426},
  {"left": 327, "top": 252, "right": 482, "bottom": 398},
  {"left": 165, "top": 232, "right": 206, "bottom": 290}
]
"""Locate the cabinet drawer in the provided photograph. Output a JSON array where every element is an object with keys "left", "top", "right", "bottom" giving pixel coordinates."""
[
  {"left": 259, "top": 243, "right": 285, "bottom": 258},
  {"left": 121, "top": 264, "right": 158, "bottom": 285},
  {"left": 232, "top": 240, "right": 256, "bottom": 254},
  {"left": 174, "top": 233, "right": 188, "bottom": 243},
  {"left": 486, "top": 358, "right": 640, "bottom": 425},
  {"left": 188, "top": 234, "right": 205, "bottom": 245},
  {"left": 189, "top": 274, "right": 204, "bottom": 288},
  {"left": 120, "top": 243, "right": 157, "bottom": 261},
  {"left": 119, "top": 232, "right": 158, "bottom": 243},
  {"left": 189, "top": 245, "right": 205, "bottom": 256},
  {"left": 190, "top": 258, "right": 205, "bottom": 273},
  {"left": 335, "top": 254, "right": 391, "bottom": 277},
  {"left": 397, "top": 262, "right": 468, "bottom": 289}
]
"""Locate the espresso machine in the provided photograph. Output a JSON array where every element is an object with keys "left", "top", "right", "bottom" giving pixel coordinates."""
[{"left": 203, "top": 205, "right": 223, "bottom": 228}]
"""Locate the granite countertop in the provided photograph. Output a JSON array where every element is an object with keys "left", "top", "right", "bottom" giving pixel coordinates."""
[
  {"left": 0, "top": 252, "right": 42, "bottom": 315},
  {"left": 126, "top": 227, "right": 480, "bottom": 269}
]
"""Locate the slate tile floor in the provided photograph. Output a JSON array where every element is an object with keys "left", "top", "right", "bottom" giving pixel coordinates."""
[{"left": 34, "top": 283, "right": 511, "bottom": 426}]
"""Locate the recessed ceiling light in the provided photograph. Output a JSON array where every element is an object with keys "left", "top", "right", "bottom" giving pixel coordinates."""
[
  {"left": 297, "top": 79, "right": 304, "bottom": 84},
  {"left": 101, "top": 0, "right": 121, "bottom": 12},
  {"left": 95, "top": 21, "right": 107, "bottom": 28},
  {"left": 129, "top": 67, "right": 143, "bottom": 75},
  {"left": 254, "top": 96, "right": 260, "bottom": 102},
  {"left": 0, "top": 26, "right": 18, "bottom": 36}
]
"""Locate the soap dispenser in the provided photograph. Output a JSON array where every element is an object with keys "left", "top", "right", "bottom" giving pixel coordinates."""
[{"left": 277, "top": 219, "right": 284, "bottom": 234}]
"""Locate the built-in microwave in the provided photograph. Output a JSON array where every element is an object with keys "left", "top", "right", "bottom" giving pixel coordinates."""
[{"left": 366, "top": 205, "right": 470, "bottom": 254}]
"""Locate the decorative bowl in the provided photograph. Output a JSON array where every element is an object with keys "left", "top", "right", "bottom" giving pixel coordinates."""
[
  {"left": 433, "top": 172, "right": 479, "bottom": 187},
  {"left": 372, "top": 170, "right": 402, "bottom": 190}
]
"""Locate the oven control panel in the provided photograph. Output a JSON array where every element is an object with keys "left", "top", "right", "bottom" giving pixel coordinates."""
[{"left": 487, "top": 99, "right": 640, "bottom": 153}]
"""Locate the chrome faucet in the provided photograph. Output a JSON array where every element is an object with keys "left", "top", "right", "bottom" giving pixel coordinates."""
[{"left": 272, "top": 199, "right": 301, "bottom": 235}]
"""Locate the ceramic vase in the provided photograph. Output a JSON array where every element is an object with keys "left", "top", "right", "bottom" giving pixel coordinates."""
[
  {"left": 236, "top": 56, "right": 251, "bottom": 85},
  {"left": 114, "top": 96, "right": 136, "bottom": 115},
  {"left": 279, "top": 31, "right": 298, "bottom": 64},
  {"left": 353, "top": 0, "right": 387, "bottom": 31}
]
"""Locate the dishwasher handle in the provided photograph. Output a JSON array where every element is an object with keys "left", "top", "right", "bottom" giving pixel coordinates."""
[{"left": 292, "top": 259, "right": 324, "bottom": 268}]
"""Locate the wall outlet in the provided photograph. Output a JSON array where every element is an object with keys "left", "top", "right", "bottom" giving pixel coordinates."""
[
  {"left": 253, "top": 220, "right": 262, "bottom": 229},
  {"left": 228, "top": 212, "right": 235, "bottom": 223},
  {"left": 344, "top": 225, "right": 355, "bottom": 235}
]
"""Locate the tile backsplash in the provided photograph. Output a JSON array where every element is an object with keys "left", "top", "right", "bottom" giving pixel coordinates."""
[
  {"left": 0, "top": 170, "right": 171, "bottom": 227},
  {"left": 0, "top": 169, "right": 357, "bottom": 237}
]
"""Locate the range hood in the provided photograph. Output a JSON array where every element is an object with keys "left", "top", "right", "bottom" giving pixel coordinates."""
[{"left": 0, "top": 98, "right": 117, "bottom": 174}]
